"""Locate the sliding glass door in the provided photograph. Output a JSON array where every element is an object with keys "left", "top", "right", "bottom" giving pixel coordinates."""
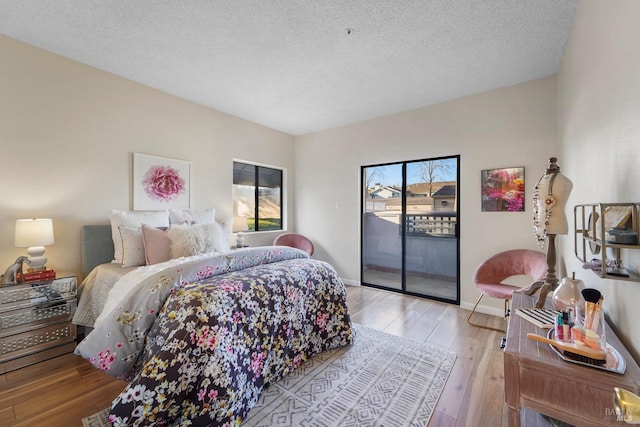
[
  {"left": 362, "top": 163, "right": 404, "bottom": 291},
  {"left": 361, "top": 156, "right": 459, "bottom": 304}
]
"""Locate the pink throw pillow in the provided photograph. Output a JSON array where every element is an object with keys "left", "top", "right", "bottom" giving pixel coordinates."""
[{"left": 141, "top": 224, "right": 171, "bottom": 265}]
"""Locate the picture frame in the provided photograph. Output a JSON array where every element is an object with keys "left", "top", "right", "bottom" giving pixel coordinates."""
[
  {"left": 133, "top": 153, "right": 191, "bottom": 210},
  {"left": 481, "top": 166, "right": 525, "bottom": 212}
]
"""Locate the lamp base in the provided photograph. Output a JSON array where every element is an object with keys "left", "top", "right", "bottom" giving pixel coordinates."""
[
  {"left": 26, "top": 246, "right": 47, "bottom": 271},
  {"left": 236, "top": 232, "right": 248, "bottom": 248}
]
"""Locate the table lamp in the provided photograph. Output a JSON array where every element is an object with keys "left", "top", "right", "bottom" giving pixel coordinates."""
[
  {"left": 15, "top": 218, "right": 55, "bottom": 271},
  {"left": 233, "top": 216, "right": 249, "bottom": 248}
]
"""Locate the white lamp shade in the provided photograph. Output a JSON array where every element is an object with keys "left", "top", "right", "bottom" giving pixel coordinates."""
[
  {"left": 233, "top": 216, "right": 249, "bottom": 233},
  {"left": 15, "top": 218, "right": 55, "bottom": 248}
]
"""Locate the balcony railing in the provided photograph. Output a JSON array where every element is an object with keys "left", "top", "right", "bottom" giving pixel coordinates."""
[{"left": 406, "top": 213, "right": 457, "bottom": 237}]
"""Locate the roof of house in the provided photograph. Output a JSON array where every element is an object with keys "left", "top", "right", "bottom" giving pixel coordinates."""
[{"left": 432, "top": 185, "right": 456, "bottom": 198}]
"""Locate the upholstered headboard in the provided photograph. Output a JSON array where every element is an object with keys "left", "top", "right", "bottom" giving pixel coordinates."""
[{"left": 81, "top": 224, "right": 114, "bottom": 277}]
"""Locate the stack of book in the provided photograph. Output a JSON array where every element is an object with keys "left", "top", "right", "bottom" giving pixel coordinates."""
[{"left": 18, "top": 269, "right": 56, "bottom": 282}]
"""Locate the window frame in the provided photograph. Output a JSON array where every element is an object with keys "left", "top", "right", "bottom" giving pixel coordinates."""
[{"left": 233, "top": 160, "right": 285, "bottom": 233}]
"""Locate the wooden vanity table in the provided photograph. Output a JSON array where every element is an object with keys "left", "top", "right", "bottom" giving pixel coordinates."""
[{"left": 504, "top": 292, "right": 640, "bottom": 426}]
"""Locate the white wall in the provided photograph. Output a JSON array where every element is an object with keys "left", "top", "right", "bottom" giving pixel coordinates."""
[
  {"left": 295, "top": 76, "right": 559, "bottom": 315},
  {"left": 0, "top": 36, "right": 295, "bottom": 277},
  {"left": 558, "top": 0, "right": 640, "bottom": 360}
]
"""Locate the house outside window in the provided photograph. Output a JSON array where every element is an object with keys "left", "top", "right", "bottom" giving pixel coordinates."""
[{"left": 233, "top": 161, "right": 283, "bottom": 232}]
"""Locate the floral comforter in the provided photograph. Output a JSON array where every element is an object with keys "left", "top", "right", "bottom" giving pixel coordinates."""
[{"left": 75, "top": 247, "right": 353, "bottom": 426}]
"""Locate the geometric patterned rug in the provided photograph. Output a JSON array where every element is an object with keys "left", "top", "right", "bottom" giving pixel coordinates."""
[
  {"left": 244, "top": 324, "right": 456, "bottom": 427},
  {"left": 83, "top": 324, "right": 456, "bottom": 427}
]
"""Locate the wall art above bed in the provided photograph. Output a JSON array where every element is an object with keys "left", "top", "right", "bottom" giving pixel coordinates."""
[{"left": 133, "top": 153, "right": 191, "bottom": 210}]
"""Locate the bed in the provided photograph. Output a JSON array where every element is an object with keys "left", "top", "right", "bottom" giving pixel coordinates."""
[{"left": 73, "top": 217, "right": 353, "bottom": 426}]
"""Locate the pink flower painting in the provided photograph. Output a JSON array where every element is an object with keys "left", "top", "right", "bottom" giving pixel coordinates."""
[
  {"left": 481, "top": 167, "right": 525, "bottom": 212},
  {"left": 133, "top": 153, "right": 191, "bottom": 210},
  {"left": 142, "top": 165, "right": 185, "bottom": 202}
]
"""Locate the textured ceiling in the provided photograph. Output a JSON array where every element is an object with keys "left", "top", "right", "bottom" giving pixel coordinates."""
[{"left": 0, "top": 0, "right": 578, "bottom": 135}]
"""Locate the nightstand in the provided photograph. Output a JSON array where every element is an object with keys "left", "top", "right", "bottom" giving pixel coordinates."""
[{"left": 0, "top": 273, "right": 78, "bottom": 373}]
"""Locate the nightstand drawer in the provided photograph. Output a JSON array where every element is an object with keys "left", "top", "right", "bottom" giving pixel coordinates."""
[
  {"left": 0, "top": 322, "right": 76, "bottom": 362},
  {"left": 0, "top": 299, "right": 77, "bottom": 337},
  {"left": 0, "top": 276, "right": 77, "bottom": 312}
]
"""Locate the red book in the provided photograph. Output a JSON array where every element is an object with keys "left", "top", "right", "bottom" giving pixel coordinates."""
[{"left": 20, "top": 269, "right": 56, "bottom": 282}]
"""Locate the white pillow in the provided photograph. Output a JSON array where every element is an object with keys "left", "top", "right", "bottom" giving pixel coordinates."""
[
  {"left": 216, "top": 219, "right": 231, "bottom": 252},
  {"left": 167, "top": 222, "right": 226, "bottom": 258},
  {"left": 169, "top": 209, "right": 216, "bottom": 225},
  {"left": 211, "top": 221, "right": 228, "bottom": 252},
  {"left": 118, "top": 225, "right": 146, "bottom": 268},
  {"left": 109, "top": 209, "right": 169, "bottom": 263}
]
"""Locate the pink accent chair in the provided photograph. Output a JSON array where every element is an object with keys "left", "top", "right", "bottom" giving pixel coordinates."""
[
  {"left": 467, "top": 249, "right": 547, "bottom": 331},
  {"left": 273, "top": 233, "right": 314, "bottom": 256}
]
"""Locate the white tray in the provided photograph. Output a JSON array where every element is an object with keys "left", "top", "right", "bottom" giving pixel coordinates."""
[{"left": 546, "top": 328, "right": 626, "bottom": 374}]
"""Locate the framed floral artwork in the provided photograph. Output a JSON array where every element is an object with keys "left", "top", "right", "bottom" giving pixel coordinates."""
[
  {"left": 481, "top": 166, "right": 525, "bottom": 212},
  {"left": 133, "top": 153, "right": 191, "bottom": 210}
]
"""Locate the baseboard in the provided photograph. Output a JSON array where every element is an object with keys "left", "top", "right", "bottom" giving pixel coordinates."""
[
  {"left": 342, "top": 279, "right": 505, "bottom": 319},
  {"left": 460, "top": 301, "right": 504, "bottom": 318}
]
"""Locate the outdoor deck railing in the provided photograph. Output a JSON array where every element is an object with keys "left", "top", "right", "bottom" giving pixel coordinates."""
[{"left": 406, "top": 213, "right": 457, "bottom": 237}]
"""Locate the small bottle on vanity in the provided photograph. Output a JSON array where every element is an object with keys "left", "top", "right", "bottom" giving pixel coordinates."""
[{"left": 556, "top": 313, "right": 564, "bottom": 341}]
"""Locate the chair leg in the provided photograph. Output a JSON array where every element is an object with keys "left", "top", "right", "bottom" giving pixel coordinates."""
[
  {"left": 466, "top": 294, "right": 484, "bottom": 324},
  {"left": 467, "top": 294, "right": 507, "bottom": 333}
]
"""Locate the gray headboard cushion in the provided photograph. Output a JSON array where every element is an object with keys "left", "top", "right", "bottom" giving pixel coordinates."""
[{"left": 81, "top": 224, "right": 114, "bottom": 277}]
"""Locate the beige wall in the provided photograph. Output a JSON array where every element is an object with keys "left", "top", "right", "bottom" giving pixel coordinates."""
[
  {"left": 0, "top": 36, "right": 295, "bottom": 276},
  {"left": 1, "top": 31, "right": 559, "bottom": 321},
  {"left": 295, "top": 76, "right": 559, "bottom": 315},
  {"left": 4, "top": 2, "right": 639, "bottom": 360},
  {"left": 558, "top": 0, "right": 640, "bottom": 360}
]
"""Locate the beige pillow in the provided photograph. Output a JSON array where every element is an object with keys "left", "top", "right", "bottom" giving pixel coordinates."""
[
  {"left": 108, "top": 209, "right": 169, "bottom": 263},
  {"left": 118, "top": 225, "right": 146, "bottom": 268},
  {"left": 141, "top": 224, "right": 171, "bottom": 265}
]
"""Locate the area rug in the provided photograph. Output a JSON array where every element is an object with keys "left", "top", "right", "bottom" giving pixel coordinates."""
[{"left": 83, "top": 324, "right": 456, "bottom": 427}]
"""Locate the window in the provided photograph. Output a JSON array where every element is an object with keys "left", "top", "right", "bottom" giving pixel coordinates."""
[{"left": 233, "top": 161, "right": 283, "bottom": 232}]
